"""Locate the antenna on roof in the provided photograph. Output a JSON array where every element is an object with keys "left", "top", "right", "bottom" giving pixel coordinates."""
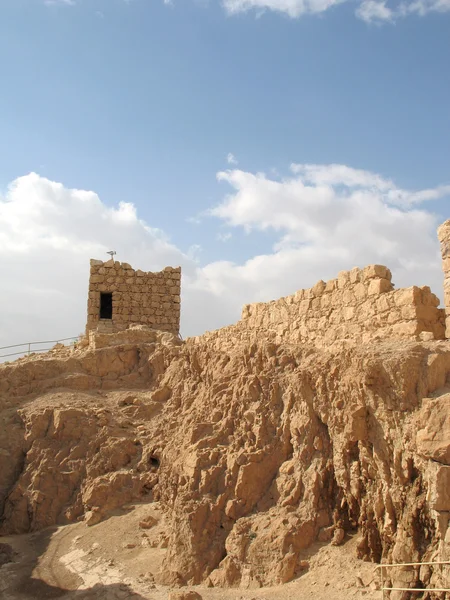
[{"left": 107, "top": 250, "right": 117, "bottom": 262}]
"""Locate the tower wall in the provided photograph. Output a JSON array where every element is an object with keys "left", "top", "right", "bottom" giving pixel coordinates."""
[{"left": 86, "top": 259, "right": 181, "bottom": 335}]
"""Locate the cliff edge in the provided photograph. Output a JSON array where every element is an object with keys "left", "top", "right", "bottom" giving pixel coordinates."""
[{"left": 0, "top": 318, "right": 449, "bottom": 596}]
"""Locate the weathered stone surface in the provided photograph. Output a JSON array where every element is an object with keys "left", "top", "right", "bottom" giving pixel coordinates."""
[
  {"left": 416, "top": 395, "right": 450, "bottom": 464},
  {"left": 3, "top": 325, "right": 450, "bottom": 588},
  {"left": 227, "top": 267, "right": 446, "bottom": 351},
  {"left": 438, "top": 219, "right": 450, "bottom": 337},
  {"left": 428, "top": 464, "right": 450, "bottom": 511},
  {"left": 86, "top": 259, "right": 181, "bottom": 336},
  {"left": 168, "top": 591, "right": 203, "bottom": 600},
  {"left": 1, "top": 223, "right": 450, "bottom": 591}
]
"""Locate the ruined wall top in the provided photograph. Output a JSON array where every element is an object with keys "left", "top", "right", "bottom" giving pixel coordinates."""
[
  {"left": 192, "top": 263, "right": 445, "bottom": 350},
  {"left": 438, "top": 219, "right": 450, "bottom": 338},
  {"left": 86, "top": 258, "right": 181, "bottom": 336}
]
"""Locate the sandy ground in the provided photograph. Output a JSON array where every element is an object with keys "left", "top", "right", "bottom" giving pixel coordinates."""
[{"left": 0, "top": 502, "right": 381, "bottom": 600}]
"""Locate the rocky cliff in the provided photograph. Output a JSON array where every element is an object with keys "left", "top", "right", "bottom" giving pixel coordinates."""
[{"left": 0, "top": 322, "right": 449, "bottom": 595}]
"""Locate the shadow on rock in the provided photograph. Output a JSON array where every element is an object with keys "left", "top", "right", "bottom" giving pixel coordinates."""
[{"left": 1, "top": 527, "right": 149, "bottom": 600}]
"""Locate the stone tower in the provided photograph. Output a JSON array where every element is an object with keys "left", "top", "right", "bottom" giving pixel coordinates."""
[
  {"left": 86, "top": 259, "right": 181, "bottom": 335},
  {"left": 438, "top": 219, "right": 450, "bottom": 339}
]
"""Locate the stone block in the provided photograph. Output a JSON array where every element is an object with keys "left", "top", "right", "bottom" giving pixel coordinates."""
[
  {"left": 419, "top": 331, "right": 435, "bottom": 341},
  {"left": 416, "top": 305, "right": 440, "bottom": 322},
  {"left": 392, "top": 321, "right": 420, "bottom": 337},
  {"left": 321, "top": 294, "right": 331, "bottom": 309},
  {"left": 376, "top": 295, "right": 390, "bottom": 313},
  {"left": 444, "top": 278, "right": 450, "bottom": 298},
  {"left": 401, "top": 306, "right": 417, "bottom": 320},
  {"left": 342, "top": 289, "right": 356, "bottom": 306},
  {"left": 421, "top": 289, "right": 441, "bottom": 307},
  {"left": 438, "top": 220, "right": 450, "bottom": 339},
  {"left": 368, "top": 278, "right": 392, "bottom": 296},
  {"left": 353, "top": 283, "right": 367, "bottom": 301},
  {"left": 343, "top": 307, "right": 355, "bottom": 321},
  {"left": 428, "top": 465, "right": 450, "bottom": 511},
  {"left": 311, "top": 280, "right": 326, "bottom": 297},
  {"left": 387, "top": 309, "right": 401, "bottom": 324},
  {"left": 325, "top": 279, "right": 337, "bottom": 293},
  {"left": 393, "top": 286, "right": 422, "bottom": 307},
  {"left": 298, "top": 300, "right": 311, "bottom": 315},
  {"left": 363, "top": 264, "right": 392, "bottom": 281},
  {"left": 311, "top": 298, "right": 321, "bottom": 311},
  {"left": 416, "top": 396, "right": 450, "bottom": 464},
  {"left": 90, "top": 275, "right": 105, "bottom": 284},
  {"left": 337, "top": 271, "right": 350, "bottom": 289},
  {"left": 349, "top": 267, "right": 361, "bottom": 284},
  {"left": 437, "top": 218, "right": 450, "bottom": 246}
]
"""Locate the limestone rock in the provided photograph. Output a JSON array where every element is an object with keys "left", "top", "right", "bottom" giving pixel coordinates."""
[
  {"left": 139, "top": 515, "right": 157, "bottom": 529},
  {"left": 2, "top": 255, "right": 450, "bottom": 589},
  {"left": 331, "top": 528, "right": 345, "bottom": 546},
  {"left": 168, "top": 592, "right": 203, "bottom": 600},
  {"left": 416, "top": 395, "right": 450, "bottom": 464},
  {"left": 428, "top": 464, "right": 450, "bottom": 511}
]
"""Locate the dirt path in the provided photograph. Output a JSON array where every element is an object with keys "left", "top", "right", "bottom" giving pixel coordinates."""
[{"left": 0, "top": 502, "right": 381, "bottom": 600}]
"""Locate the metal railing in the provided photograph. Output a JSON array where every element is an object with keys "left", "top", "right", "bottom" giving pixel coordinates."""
[
  {"left": 0, "top": 337, "right": 79, "bottom": 359},
  {"left": 377, "top": 561, "right": 450, "bottom": 598}
]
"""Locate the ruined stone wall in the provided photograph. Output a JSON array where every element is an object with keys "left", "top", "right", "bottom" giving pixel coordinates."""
[
  {"left": 86, "top": 259, "right": 181, "bottom": 335},
  {"left": 193, "top": 264, "right": 445, "bottom": 350},
  {"left": 438, "top": 219, "right": 450, "bottom": 338}
]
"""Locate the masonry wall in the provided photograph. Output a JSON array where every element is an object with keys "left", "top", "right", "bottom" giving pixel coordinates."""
[
  {"left": 86, "top": 259, "right": 181, "bottom": 335},
  {"left": 192, "top": 264, "right": 445, "bottom": 350},
  {"left": 438, "top": 219, "right": 450, "bottom": 339}
]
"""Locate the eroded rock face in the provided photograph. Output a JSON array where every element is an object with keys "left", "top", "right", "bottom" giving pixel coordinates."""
[
  {"left": 0, "top": 328, "right": 450, "bottom": 589},
  {"left": 438, "top": 219, "right": 450, "bottom": 337}
]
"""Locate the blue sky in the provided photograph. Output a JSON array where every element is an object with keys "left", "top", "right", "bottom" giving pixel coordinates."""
[{"left": 0, "top": 0, "right": 449, "bottom": 345}]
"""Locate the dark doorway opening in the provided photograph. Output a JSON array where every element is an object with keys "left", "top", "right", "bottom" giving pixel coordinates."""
[
  {"left": 100, "top": 292, "right": 113, "bottom": 319},
  {"left": 149, "top": 455, "right": 160, "bottom": 469}
]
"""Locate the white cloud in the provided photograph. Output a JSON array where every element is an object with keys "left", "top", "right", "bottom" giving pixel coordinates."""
[
  {"left": 41, "top": 0, "right": 450, "bottom": 21},
  {"left": 355, "top": 0, "right": 450, "bottom": 20},
  {"left": 223, "top": 0, "right": 344, "bottom": 17},
  {"left": 356, "top": 0, "right": 394, "bottom": 21},
  {"left": 44, "top": 0, "right": 75, "bottom": 5},
  {"left": 210, "top": 163, "right": 448, "bottom": 297},
  {"left": 397, "top": 0, "right": 450, "bottom": 15},
  {"left": 0, "top": 173, "right": 191, "bottom": 351},
  {"left": 227, "top": 153, "right": 238, "bottom": 166},
  {"left": 0, "top": 167, "right": 448, "bottom": 357},
  {"left": 222, "top": 0, "right": 450, "bottom": 21},
  {"left": 217, "top": 232, "right": 233, "bottom": 242},
  {"left": 290, "top": 163, "right": 450, "bottom": 207}
]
